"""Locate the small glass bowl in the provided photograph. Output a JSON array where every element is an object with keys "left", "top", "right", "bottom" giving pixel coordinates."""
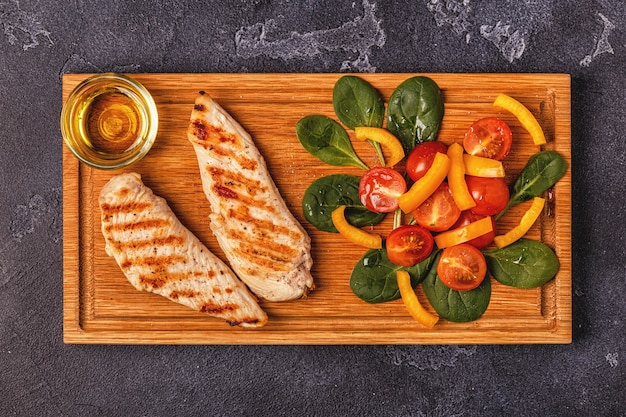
[{"left": 61, "top": 73, "right": 158, "bottom": 170}]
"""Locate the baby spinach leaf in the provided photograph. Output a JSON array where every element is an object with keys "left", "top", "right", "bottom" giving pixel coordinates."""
[
  {"left": 386, "top": 76, "right": 444, "bottom": 154},
  {"left": 422, "top": 252, "right": 492, "bottom": 322},
  {"left": 483, "top": 238, "right": 559, "bottom": 288},
  {"left": 302, "top": 174, "right": 385, "bottom": 233},
  {"left": 350, "top": 248, "right": 439, "bottom": 304},
  {"left": 333, "top": 75, "right": 385, "bottom": 129},
  {"left": 497, "top": 150, "right": 567, "bottom": 219},
  {"left": 333, "top": 75, "right": 386, "bottom": 164},
  {"left": 296, "top": 115, "right": 368, "bottom": 170}
]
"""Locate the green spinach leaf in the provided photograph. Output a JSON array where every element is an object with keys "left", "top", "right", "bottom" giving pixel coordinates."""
[
  {"left": 350, "top": 248, "right": 439, "bottom": 304},
  {"left": 483, "top": 238, "right": 559, "bottom": 288},
  {"left": 422, "top": 252, "right": 492, "bottom": 322},
  {"left": 302, "top": 174, "right": 385, "bottom": 233},
  {"left": 386, "top": 76, "right": 444, "bottom": 154},
  {"left": 296, "top": 115, "right": 368, "bottom": 170},
  {"left": 497, "top": 150, "right": 567, "bottom": 219},
  {"left": 332, "top": 75, "right": 385, "bottom": 129},
  {"left": 333, "top": 75, "right": 386, "bottom": 164}
]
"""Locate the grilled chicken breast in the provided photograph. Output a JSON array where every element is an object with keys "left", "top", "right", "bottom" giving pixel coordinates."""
[
  {"left": 187, "top": 92, "right": 314, "bottom": 302},
  {"left": 99, "top": 172, "right": 268, "bottom": 328}
]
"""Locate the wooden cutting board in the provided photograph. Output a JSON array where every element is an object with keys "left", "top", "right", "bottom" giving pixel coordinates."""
[{"left": 63, "top": 73, "right": 571, "bottom": 344}]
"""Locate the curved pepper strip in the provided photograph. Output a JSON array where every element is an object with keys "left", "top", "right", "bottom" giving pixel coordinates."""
[
  {"left": 331, "top": 205, "right": 382, "bottom": 249},
  {"left": 397, "top": 270, "right": 439, "bottom": 328},
  {"left": 434, "top": 215, "right": 493, "bottom": 248},
  {"left": 355, "top": 127, "right": 405, "bottom": 167},
  {"left": 463, "top": 154, "right": 505, "bottom": 178},
  {"left": 493, "top": 94, "right": 546, "bottom": 145},
  {"left": 398, "top": 152, "right": 451, "bottom": 213},
  {"left": 447, "top": 142, "right": 476, "bottom": 211},
  {"left": 494, "top": 197, "right": 545, "bottom": 248}
]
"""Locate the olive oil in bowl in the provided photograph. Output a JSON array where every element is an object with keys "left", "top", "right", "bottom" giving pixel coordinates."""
[{"left": 61, "top": 73, "right": 158, "bottom": 170}]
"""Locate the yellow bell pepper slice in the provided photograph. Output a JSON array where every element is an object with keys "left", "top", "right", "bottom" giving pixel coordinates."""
[
  {"left": 434, "top": 216, "right": 493, "bottom": 248},
  {"left": 447, "top": 142, "right": 476, "bottom": 211},
  {"left": 463, "top": 154, "right": 505, "bottom": 178},
  {"left": 331, "top": 205, "right": 382, "bottom": 249},
  {"left": 493, "top": 93, "right": 546, "bottom": 145},
  {"left": 397, "top": 270, "right": 439, "bottom": 328},
  {"left": 355, "top": 126, "right": 405, "bottom": 167},
  {"left": 398, "top": 152, "right": 450, "bottom": 213},
  {"left": 494, "top": 197, "right": 545, "bottom": 248}
]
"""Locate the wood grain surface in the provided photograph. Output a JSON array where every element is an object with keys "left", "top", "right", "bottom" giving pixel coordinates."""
[{"left": 62, "top": 73, "right": 571, "bottom": 344}]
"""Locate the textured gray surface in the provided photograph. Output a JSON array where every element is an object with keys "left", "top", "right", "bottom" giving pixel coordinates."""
[{"left": 1, "top": 0, "right": 625, "bottom": 415}]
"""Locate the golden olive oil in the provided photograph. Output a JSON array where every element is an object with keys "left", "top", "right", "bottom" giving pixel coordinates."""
[
  {"left": 62, "top": 73, "right": 158, "bottom": 169},
  {"left": 79, "top": 91, "right": 143, "bottom": 154}
]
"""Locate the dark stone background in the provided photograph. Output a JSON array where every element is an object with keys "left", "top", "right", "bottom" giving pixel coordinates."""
[{"left": 1, "top": 0, "right": 624, "bottom": 415}]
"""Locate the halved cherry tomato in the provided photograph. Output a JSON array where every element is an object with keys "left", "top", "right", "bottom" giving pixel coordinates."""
[
  {"left": 437, "top": 244, "right": 487, "bottom": 291},
  {"left": 412, "top": 182, "right": 461, "bottom": 232},
  {"left": 405, "top": 141, "right": 448, "bottom": 181},
  {"left": 465, "top": 176, "right": 510, "bottom": 216},
  {"left": 463, "top": 117, "right": 512, "bottom": 161},
  {"left": 385, "top": 225, "right": 434, "bottom": 267},
  {"left": 451, "top": 210, "right": 496, "bottom": 248},
  {"left": 358, "top": 167, "right": 407, "bottom": 213}
]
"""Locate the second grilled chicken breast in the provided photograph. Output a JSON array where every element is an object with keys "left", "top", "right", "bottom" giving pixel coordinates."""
[
  {"left": 99, "top": 172, "right": 268, "bottom": 327},
  {"left": 187, "top": 92, "right": 314, "bottom": 302}
]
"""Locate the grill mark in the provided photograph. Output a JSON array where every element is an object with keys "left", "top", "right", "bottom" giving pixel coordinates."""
[
  {"left": 214, "top": 185, "right": 277, "bottom": 214},
  {"left": 232, "top": 246, "right": 290, "bottom": 272},
  {"left": 100, "top": 201, "right": 152, "bottom": 216},
  {"left": 227, "top": 206, "right": 302, "bottom": 241},
  {"left": 138, "top": 274, "right": 168, "bottom": 289},
  {"left": 109, "top": 235, "right": 185, "bottom": 252},
  {"left": 200, "top": 302, "right": 240, "bottom": 314},
  {"left": 206, "top": 166, "right": 267, "bottom": 197},
  {"left": 189, "top": 119, "right": 258, "bottom": 170},
  {"left": 213, "top": 184, "right": 238, "bottom": 199},
  {"left": 169, "top": 290, "right": 199, "bottom": 299},
  {"left": 228, "top": 317, "right": 261, "bottom": 327},
  {"left": 120, "top": 254, "right": 186, "bottom": 270},
  {"left": 104, "top": 218, "right": 171, "bottom": 233},
  {"left": 137, "top": 269, "right": 218, "bottom": 289},
  {"left": 227, "top": 228, "right": 298, "bottom": 263}
]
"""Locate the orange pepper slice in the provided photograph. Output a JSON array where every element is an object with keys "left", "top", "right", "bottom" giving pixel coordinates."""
[
  {"left": 433, "top": 216, "right": 494, "bottom": 248},
  {"left": 354, "top": 127, "right": 405, "bottom": 167},
  {"left": 447, "top": 142, "right": 476, "bottom": 211},
  {"left": 397, "top": 270, "right": 439, "bottom": 328},
  {"left": 494, "top": 197, "right": 545, "bottom": 248},
  {"left": 398, "top": 152, "right": 450, "bottom": 213},
  {"left": 463, "top": 154, "right": 505, "bottom": 178},
  {"left": 493, "top": 94, "right": 546, "bottom": 145},
  {"left": 331, "top": 205, "right": 382, "bottom": 249}
]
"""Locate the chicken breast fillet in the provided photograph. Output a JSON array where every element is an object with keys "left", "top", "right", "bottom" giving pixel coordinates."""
[
  {"left": 187, "top": 92, "right": 314, "bottom": 302},
  {"left": 99, "top": 172, "right": 268, "bottom": 328}
]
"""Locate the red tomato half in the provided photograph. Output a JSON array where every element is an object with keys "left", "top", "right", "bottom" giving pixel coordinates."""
[
  {"left": 359, "top": 167, "right": 407, "bottom": 213},
  {"left": 406, "top": 141, "right": 448, "bottom": 181},
  {"left": 412, "top": 182, "right": 461, "bottom": 232},
  {"left": 386, "top": 225, "right": 434, "bottom": 267},
  {"left": 463, "top": 117, "right": 512, "bottom": 161},
  {"left": 437, "top": 243, "right": 487, "bottom": 291},
  {"left": 451, "top": 210, "right": 496, "bottom": 248},
  {"left": 465, "top": 176, "right": 510, "bottom": 216}
]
